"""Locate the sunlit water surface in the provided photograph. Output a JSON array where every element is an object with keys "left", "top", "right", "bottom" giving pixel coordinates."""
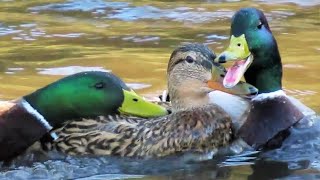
[{"left": 0, "top": 0, "right": 319, "bottom": 179}]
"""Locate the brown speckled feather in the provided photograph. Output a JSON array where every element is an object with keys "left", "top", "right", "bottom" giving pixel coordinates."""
[
  {"left": 53, "top": 104, "right": 232, "bottom": 157},
  {"left": 46, "top": 44, "right": 237, "bottom": 158}
]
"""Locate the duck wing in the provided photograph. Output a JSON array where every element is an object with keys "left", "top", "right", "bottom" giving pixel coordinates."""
[{"left": 54, "top": 105, "right": 232, "bottom": 158}]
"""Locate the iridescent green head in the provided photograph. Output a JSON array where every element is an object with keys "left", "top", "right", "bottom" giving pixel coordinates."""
[
  {"left": 23, "top": 71, "right": 167, "bottom": 127},
  {"left": 216, "top": 8, "right": 282, "bottom": 93}
]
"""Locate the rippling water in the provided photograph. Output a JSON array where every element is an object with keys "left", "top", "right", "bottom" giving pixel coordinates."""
[{"left": 0, "top": 0, "right": 319, "bottom": 179}]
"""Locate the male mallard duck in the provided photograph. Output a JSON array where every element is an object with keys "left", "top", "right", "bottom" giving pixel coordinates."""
[
  {"left": 215, "top": 8, "right": 314, "bottom": 149},
  {"left": 0, "top": 71, "right": 167, "bottom": 160},
  {"left": 52, "top": 44, "right": 258, "bottom": 157}
]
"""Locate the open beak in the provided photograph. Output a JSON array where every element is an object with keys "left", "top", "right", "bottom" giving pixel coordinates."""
[
  {"left": 207, "top": 61, "right": 258, "bottom": 98},
  {"left": 118, "top": 89, "right": 168, "bottom": 117},
  {"left": 214, "top": 34, "right": 253, "bottom": 88}
]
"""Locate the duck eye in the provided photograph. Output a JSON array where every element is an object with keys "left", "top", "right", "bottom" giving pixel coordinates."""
[
  {"left": 257, "top": 21, "right": 263, "bottom": 29},
  {"left": 94, "top": 82, "right": 105, "bottom": 89},
  {"left": 185, "top": 56, "right": 194, "bottom": 63}
]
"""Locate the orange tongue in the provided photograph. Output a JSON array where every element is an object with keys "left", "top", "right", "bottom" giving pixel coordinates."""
[{"left": 223, "top": 60, "right": 246, "bottom": 88}]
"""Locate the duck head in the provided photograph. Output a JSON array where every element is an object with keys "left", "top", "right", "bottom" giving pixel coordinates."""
[
  {"left": 23, "top": 71, "right": 168, "bottom": 127},
  {"left": 167, "top": 43, "right": 258, "bottom": 111},
  {"left": 215, "top": 8, "right": 282, "bottom": 93}
]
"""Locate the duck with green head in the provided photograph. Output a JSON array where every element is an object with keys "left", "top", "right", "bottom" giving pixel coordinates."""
[
  {"left": 215, "top": 8, "right": 314, "bottom": 149},
  {"left": 0, "top": 71, "right": 168, "bottom": 161},
  {"left": 52, "top": 44, "right": 258, "bottom": 158}
]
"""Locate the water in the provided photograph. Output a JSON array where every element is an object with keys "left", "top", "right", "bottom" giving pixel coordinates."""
[{"left": 0, "top": 0, "right": 319, "bottom": 179}]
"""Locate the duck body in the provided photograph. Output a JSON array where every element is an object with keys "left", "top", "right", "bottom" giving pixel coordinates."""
[
  {"left": 238, "top": 91, "right": 304, "bottom": 149},
  {"left": 209, "top": 90, "right": 314, "bottom": 146},
  {"left": 55, "top": 104, "right": 231, "bottom": 157},
  {"left": 51, "top": 44, "right": 258, "bottom": 158},
  {"left": 216, "top": 7, "right": 314, "bottom": 149}
]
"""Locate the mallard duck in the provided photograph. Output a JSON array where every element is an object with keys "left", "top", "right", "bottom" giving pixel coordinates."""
[
  {"left": 215, "top": 8, "right": 314, "bottom": 149},
  {"left": 0, "top": 71, "right": 167, "bottom": 160},
  {"left": 52, "top": 44, "right": 258, "bottom": 157}
]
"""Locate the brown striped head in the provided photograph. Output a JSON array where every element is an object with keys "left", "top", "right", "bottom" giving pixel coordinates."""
[
  {"left": 167, "top": 43, "right": 258, "bottom": 111},
  {"left": 167, "top": 43, "right": 216, "bottom": 110}
]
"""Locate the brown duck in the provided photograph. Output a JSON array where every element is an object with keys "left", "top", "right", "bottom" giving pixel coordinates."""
[{"left": 52, "top": 44, "right": 257, "bottom": 157}]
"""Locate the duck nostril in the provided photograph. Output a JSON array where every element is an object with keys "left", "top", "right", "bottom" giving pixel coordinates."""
[
  {"left": 133, "top": 98, "right": 138, "bottom": 102},
  {"left": 218, "top": 55, "right": 226, "bottom": 63},
  {"left": 237, "top": 43, "right": 241, "bottom": 47},
  {"left": 249, "top": 87, "right": 258, "bottom": 95}
]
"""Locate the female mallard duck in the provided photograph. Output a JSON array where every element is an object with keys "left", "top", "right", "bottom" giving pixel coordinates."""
[
  {"left": 215, "top": 8, "right": 314, "bottom": 149},
  {"left": 52, "top": 44, "right": 258, "bottom": 157},
  {"left": 0, "top": 71, "right": 167, "bottom": 160}
]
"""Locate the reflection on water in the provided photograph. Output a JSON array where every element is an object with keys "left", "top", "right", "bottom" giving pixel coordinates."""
[
  {"left": 30, "top": 0, "right": 235, "bottom": 23},
  {"left": 36, "top": 66, "right": 110, "bottom": 75},
  {"left": 0, "top": 0, "right": 320, "bottom": 179}
]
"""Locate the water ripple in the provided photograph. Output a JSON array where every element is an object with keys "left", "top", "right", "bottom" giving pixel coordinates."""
[
  {"left": 108, "top": 6, "right": 234, "bottom": 23},
  {"left": 28, "top": 0, "right": 302, "bottom": 25},
  {"left": 29, "top": 0, "right": 300, "bottom": 23},
  {"left": 36, "top": 66, "right": 110, "bottom": 75},
  {"left": 5, "top": 67, "right": 24, "bottom": 75},
  {"left": 0, "top": 24, "right": 22, "bottom": 36},
  {"left": 29, "top": 0, "right": 234, "bottom": 23},
  {"left": 126, "top": 83, "right": 151, "bottom": 90},
  {"left": 122, "top": 35, "right": 160, "bottom": 43},
  {"left": 29, "top": 0, "right": 129, "bottom": 12},
  {"left": 255, "top": 0, "right": 320, "bottom": 6},
  {"left": 0, "top": 23, "right": 84, "bottom": 40}
]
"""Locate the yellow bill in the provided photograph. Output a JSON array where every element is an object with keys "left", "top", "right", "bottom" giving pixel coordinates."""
[
  {"left": 208, "top": 61, "right": 257, "bottom": 98},
  {"left": 214, "top": 34, "right": 253, "bottom": 89},
  {"left": 119, "top": 89, "right": 168, "bottom": 117}
]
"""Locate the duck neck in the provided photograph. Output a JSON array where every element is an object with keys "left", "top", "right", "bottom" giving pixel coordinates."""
[
  {"left": 23, "top": 83, "right": 84, "bottom": 128},
  {"left": 19, "top": 99, "right": 54, "bottom": 131},
  {"left": 24, "top": 89, "right": 59, "bottom": 125},
  {"left": 0, "top": 100, "right": 52, "bottom": 130},
  {"left": 168, "top": 79, "right": 210, "bottom": 111},
  {"left": 245, "top": 38, "right": 282, "bottom": 94}
]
